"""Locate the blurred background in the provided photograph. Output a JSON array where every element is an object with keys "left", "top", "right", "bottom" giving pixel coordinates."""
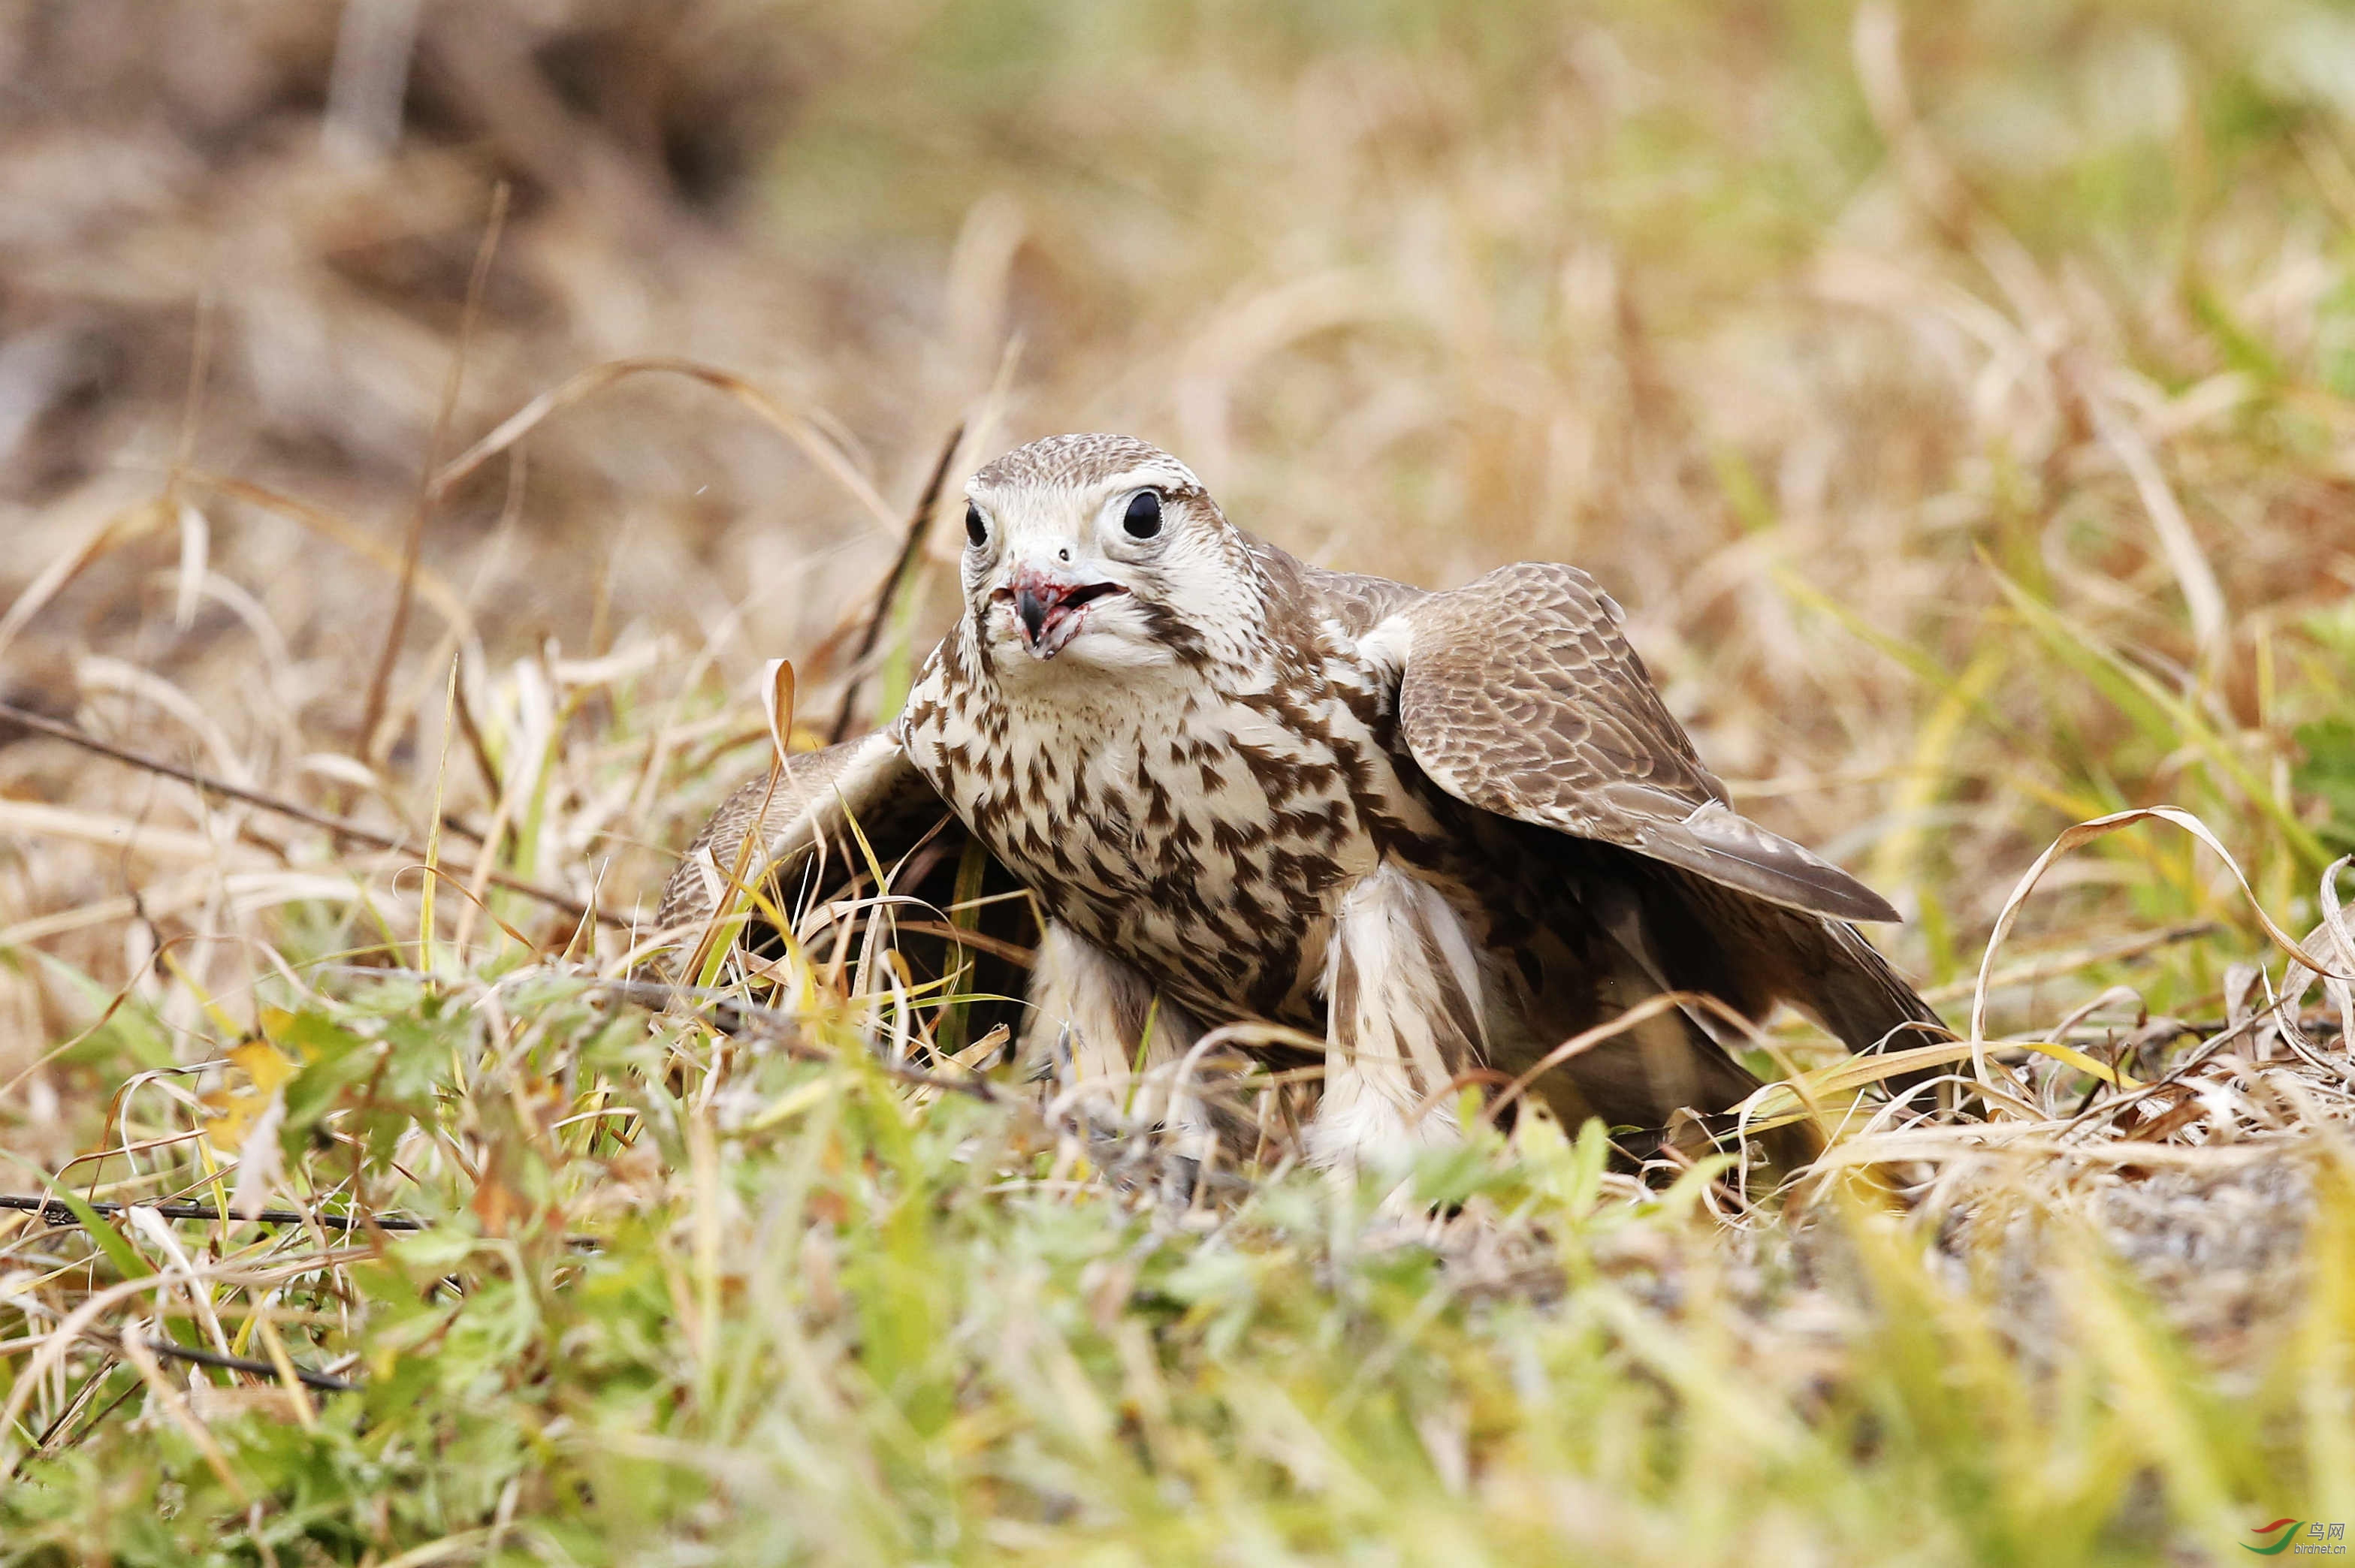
[{"left": 5, "top": 0, "right": 2355, "bottom": 1149}]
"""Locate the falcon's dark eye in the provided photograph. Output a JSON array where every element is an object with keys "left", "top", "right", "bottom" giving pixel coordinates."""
[
  {"left": 1122, "top": 490, "right": 1163, "bottom": 540},
  {"left": 965, "top": 502, "right": 988, "bottom": 549}
]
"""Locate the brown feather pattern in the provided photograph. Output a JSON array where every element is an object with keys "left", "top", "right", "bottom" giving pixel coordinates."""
[
  {"left": 1396, "top": 561, "right": 1903, "bottom": 924},
  {"left": 667, "top": 434, "right": 1948, "bottom": 1150}
]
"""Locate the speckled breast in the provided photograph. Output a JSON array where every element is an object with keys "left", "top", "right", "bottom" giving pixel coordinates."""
[{"left": 898, "top": 643, "right": 1442, "bottom": 1027}]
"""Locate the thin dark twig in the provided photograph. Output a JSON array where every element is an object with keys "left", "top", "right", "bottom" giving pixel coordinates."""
[
  {"left": 2058, "top": 994, "right": 2309, "bottom": 1134},
  {"left": 0, "top": 698, "right": 617, "bottom": 927},
  {"left": 829, "top": 424, "right": 964, "bottom": 743},
  {"left": 358, "top": 179, "right": 509, "bottom": 763},
  {"left": 593, "top": 975, "right": 1010, "bottom": 1104},
  {"left": 299, "top": 963, "right": 1014, "bottom": 1101},
  {"left": 29, "top": 1365, "right": 139, "bottom": 1467},
  {"left": 0, "top": 1193, "right": 611, "bottom": 1258},
  {"left": 0, "top": 1194, "right": 424, "bottom": 1232},
  {"left": 127, "top": 1333, "right": 356, "bottom": 1394}
]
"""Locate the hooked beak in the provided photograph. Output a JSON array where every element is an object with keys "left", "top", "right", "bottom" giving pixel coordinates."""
[{"left": 998, "top": 564, "right": 1128, "bottom": 660}]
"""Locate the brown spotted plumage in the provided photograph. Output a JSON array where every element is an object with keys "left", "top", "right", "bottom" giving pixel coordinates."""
[{"left": 662, "top": 433, "right": 1946, "bottom": 1167}]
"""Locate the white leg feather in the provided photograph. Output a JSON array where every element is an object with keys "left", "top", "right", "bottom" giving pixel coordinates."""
[
  {"left": 1022, "top": 920, "right": 1205, "bottom": 1135},
  {"left": 1311, "top": 861, "right": 1487, "bottom": 1171}
]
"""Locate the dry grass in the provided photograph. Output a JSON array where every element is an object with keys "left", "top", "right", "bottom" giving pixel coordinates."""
[{"left": 4, "top": 1, "right": 2355, "bottom": 1562}]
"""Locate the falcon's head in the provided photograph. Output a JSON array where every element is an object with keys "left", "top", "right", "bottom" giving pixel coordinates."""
[{"left": 956, "top": 433, "right": 1264, "bottom": 680}]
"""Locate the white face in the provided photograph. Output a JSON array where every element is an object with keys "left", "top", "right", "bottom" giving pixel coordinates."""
[{"left": 959, "top": 455, "right": 1249, "bottom": 680}]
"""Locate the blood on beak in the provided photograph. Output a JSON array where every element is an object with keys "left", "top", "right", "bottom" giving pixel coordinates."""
[{"left": 998, "top": 565, "right": 1128, "bottom": 659}]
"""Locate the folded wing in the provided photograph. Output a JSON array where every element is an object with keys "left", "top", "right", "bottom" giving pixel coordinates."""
[
  {"left": 1390, "top": 560, "right": 1900, "bottom": 924},
  {"left": 655, "top": 729, "right": 953, "bottom": 936}
]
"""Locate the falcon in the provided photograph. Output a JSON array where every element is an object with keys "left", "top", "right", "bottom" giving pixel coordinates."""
[{"left": 660, "top": 433, "right": 1945, "bottom": 1166}]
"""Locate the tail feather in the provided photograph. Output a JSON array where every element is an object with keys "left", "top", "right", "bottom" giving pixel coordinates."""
[
  {"left": 1794, "top": 919, "right": 1952, "bottom": 1102},
  {"left": 1676, "top": 866, "right": 1951, "bottom": 1096},
  {"left": 1809, "top": 920, "right": 1949, "bottom": 1055}
]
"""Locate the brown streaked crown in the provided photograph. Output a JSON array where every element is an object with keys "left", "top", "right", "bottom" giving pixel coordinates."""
[{"left": 971, "top": 433, "right": 1203, "bottom": 497}]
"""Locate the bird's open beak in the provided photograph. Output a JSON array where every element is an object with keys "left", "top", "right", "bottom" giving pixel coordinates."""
[{"left": 998, "top": 564, "right": 1128, "bottom": 660}]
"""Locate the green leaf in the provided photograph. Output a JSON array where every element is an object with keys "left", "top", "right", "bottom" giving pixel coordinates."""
[{"left": 275, "top": 1012, "right": 378, "bottom": 1160}]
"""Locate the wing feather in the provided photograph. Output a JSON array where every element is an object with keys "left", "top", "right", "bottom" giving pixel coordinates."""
[
  {"left": 1390, "top": 561, "right": 1901, "bottom": 924},
  {"left": 655, "top": 730, "right": 947, "bottom": 933}
]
